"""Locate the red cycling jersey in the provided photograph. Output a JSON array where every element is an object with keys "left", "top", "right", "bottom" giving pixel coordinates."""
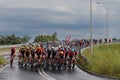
[{"left": 11, "top": 47, "right": 15, "bottom": 54}]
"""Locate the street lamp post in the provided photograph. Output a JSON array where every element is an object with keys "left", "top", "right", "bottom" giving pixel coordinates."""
[
  {"left": 96, "top": 2, "right": 109, "bottom": 45},
  {"left": 106, "top": 7, "right": 109, "bottom": 45},
  {"left": 90, "top": 0, "right": 93, "bottom": 53}
]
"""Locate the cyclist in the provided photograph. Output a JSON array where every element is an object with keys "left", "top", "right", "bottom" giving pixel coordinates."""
[
  {"left": 11, "top": 45, "right": 15, "bottom": 57},
  {"left": 47, "top": 46, "right": 52, "bottom": 59},
  {"left": 30, "top": 46, "right": 36, "bottom": 59},
  {"left": 51, "top": 47, "right": 57, "bottom": 59},
  {"left": 68, "top": 49, "right": 74, "bottom": 60},
  {"left": 64, "top": 48, "right": 68, "bottom": 59},
  {"left": 10, "top": 45, "right": 16, "bottom": 66},
  {"left": 59, "top": 50, "right": 64, "bottom": 59},
  {"left": 26, "top": 46, "right": 31, "bottom": 61},
  {"left": 36, "top": 45, "right": 41, "bottom": 59},
  {"left": 74, "top": 49, "right": 78, "bottom": 58},
  {"left": 40, "top": 44, "right": 46, "bottom": 58}
]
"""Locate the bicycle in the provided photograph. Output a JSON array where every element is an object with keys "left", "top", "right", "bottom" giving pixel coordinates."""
[{"left": 10, "top": 55, "right": 15, "bottom": 67}]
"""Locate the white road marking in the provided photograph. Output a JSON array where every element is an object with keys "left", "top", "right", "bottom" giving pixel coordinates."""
[
  {"left": 38, "top": 69, "right": 50, "bottom": 80},
  {"left": 41, "top": 69, "right": 56, "bottom": 80},
  {"left": 38, "top": 68, "right": 56, "bottom": 80}
]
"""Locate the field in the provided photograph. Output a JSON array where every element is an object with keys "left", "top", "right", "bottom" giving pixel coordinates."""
[{"left": 81, "top": 44, "right": 120, "bottom": 77}]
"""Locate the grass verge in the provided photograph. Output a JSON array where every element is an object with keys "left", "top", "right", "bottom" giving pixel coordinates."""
[
  {"left": 78, "top": 44, "right": 120, "bottom": 77},
  {"left": 0, "top": 47, "right": 20, "bottom": 65},
  {"left": 0, "top": 56, "right": 6, "bottom": 65}
]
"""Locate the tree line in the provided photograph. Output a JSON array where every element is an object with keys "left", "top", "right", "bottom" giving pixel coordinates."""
[
  {"left": 0, "top": 34, "right": 30, "bottom": 45},
  {"left": 0, "top": 32, "right": 58, "bottom": 45}
]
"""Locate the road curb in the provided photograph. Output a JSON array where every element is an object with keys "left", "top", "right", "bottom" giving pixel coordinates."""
[
  {"left": 0, "top": 60, "right": 9, "bottom": 69},
  {"left": 80, "top": 46, "right": 90, "bottom": 63},
  {"left": 76, "top": 62, "right": 120, "bottom": 80},
  {"left": 0, "top": 62, "right": 9, "bottom": 72},
  {"left": 0, "top": 54, "right": 10, "bottom": 71}
]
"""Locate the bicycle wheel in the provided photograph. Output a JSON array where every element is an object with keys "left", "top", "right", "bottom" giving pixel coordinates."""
[{"left": 10, "top": 59, "right": 13, "bottom": 67}]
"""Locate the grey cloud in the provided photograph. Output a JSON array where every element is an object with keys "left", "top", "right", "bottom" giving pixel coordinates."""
[{"left": 0, "top": 0, "right": 120, "bottom": 40}]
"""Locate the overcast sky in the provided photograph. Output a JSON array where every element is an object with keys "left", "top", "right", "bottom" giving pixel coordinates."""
[{"left": 0, "top": 0, "right": 120, "bottom": 41}]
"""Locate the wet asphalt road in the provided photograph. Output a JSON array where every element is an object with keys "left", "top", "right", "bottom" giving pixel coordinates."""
[
  {"left": 0, "top": 62, "right": 113, "bottom": 80},
  {"left": 44, "top": 66, "right": 112, "bottom": 80},
  {"left": 0, "top": 62, "right": 45, "bottom": 80}
]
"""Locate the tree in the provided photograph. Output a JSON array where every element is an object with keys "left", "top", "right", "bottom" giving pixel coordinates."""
[
  {"left": 34, "top": 32, "right": 58, "bottom": 43},
  {"left": 21, "top": 35, "right": 31, "bottom": 43},
  {"left": 52, "top": 32, "right": 57, "bottom": 42}
]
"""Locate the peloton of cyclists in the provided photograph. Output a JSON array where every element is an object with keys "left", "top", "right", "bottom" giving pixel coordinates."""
[{"left": 18, "top": 43, "right": 78, "bottom": 71}]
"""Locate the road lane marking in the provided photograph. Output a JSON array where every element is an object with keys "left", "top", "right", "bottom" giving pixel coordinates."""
[
  {"left": 41, "top": 69, "right": 56, "bottom": 80},
  {"left": 38, "top": 68, "right": 56, "bottom": 80},
  {"left": 38, "top": 69, "right": 50, "bottom": 80}
]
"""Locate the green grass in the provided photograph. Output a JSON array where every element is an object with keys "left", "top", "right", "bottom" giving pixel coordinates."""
[
  {"left": 80, "top": 44, "right": 120, "bottom": 77},
  {"left": 0, "top": 56, "right": 6, "bottom": 65}
]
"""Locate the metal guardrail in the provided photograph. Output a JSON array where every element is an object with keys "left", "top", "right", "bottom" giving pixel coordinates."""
[
  {"left": 2, "top": 54, "right": 10, "bottom": 60},
  {"left": 0, "top": 44, "right": 24, "bottom": 49},
  {"left": 1, "top": 52, "right": 19, "bottom": 61},
  {"left": 79, "top": 46, "right": 90, "bottom": 63}
]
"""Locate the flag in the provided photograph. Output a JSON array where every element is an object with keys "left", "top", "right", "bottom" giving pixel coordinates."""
[{"left": 65, "top": 35, "right": 71, "bottom": 42}]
